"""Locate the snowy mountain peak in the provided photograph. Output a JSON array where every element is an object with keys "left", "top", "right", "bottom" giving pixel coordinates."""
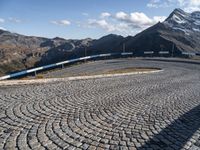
[
  {"left": 164, "top": 9, "right": 200, "bottom": 33},
  {"left": 173, "top": 8, "right": 187, "bottom": 16},
  {"left": 165, "top": 9, "right": 188, "bottom": 24}
]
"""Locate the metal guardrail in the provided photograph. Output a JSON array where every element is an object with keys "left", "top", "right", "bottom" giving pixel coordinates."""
[
  {"left": 0, "top": 52, "right": 132, "bottom": 80},
  {"left": 143, "top": 51, "right": 198, "bottom": 56},
  {"left": 144, "top": 51, "right": 154, "bottom": 54},
  {"left": 1, "top": 51, "right": 199, "bottom": 80},
  {"left": 159, "top": 51, "right": 169, "bottom": 54},
  {"left": 121, "top": 52, "right": 133, "bottom": 56},
  {"left": 181, "top": 52, "right": 197, "bottom": 56},
  {"left": 143, "top": 51, "right": 199, "bottom": 56}
]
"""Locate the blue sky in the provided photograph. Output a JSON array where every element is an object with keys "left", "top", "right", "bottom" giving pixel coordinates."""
[{"left": 0, "top": 0, "right": 199, "bottom": 39}]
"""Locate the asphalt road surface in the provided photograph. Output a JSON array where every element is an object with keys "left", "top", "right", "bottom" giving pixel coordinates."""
[{"left": 0, "top": 58, "right": 200, "bottom": 150}]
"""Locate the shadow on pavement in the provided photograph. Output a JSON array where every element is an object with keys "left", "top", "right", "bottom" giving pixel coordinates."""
[{"left": 138, "top": 104, "right": 200, "bottom": 149}]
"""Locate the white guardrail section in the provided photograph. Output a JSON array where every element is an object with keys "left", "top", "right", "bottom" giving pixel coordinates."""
[
  {"left": 121, "top": 52, "right": 133, "bottom": 56},
  {"left": 0, "top": 52, "right": 133, "bottom": 80},
  {"left": 159, "top": 51, "right": 169, "bottom": 54},
  {"left": 181, "top": 52, "right": 196, "bottom": 56},
  {"left": 144, "top": 51, "right": 154, "bottom": 54}
]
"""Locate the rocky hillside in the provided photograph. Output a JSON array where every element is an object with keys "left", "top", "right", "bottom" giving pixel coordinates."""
[
  {"left": 0, "top": 8, "right": 200, "bottom": 76},
  {"left": 0, "top": 30, "right": 94, "bottom": 75},
  {"left": 124, "top": 9, "right": 200, "bottom": 55}
]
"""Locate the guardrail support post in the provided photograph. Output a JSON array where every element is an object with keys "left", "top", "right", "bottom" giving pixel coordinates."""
[
  {"left": 62, "top": 64, "right": 64, "bottom": 69},
  {"left": 172, "top": 43, "right": 175, "bottom": 57},
  {"left": 84, "top": 47, "right": 87, "bottom": 63},
  {"left": 34, "top": 71, "right": 37, "bottom": 77}
]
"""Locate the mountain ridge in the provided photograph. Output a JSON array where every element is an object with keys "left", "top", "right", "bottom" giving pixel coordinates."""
[{"left": 0, "top": 8, "right": 199, "bottom": 76}]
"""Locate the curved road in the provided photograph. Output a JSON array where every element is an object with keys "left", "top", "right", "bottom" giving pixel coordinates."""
[{"left": 0, "top": 58, "right": 200, "bottom": 150}]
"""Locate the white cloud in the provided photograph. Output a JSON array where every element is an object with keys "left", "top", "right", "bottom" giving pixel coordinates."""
[
  {"left": 116, "top": 12, "right": 128, "bottom": 20},
  {"left": 115, "top": 11, "right": 166, "bottom": 28},
  {"left": 51, "top": 20, "right": 71, "bottom": 26},
  {"left": 88, "top": 19, "right": 134, "bottom": 34},
  {"left": 87, "top": 11, "right": 166, "bottom": 36},
  {"left": 153, "top": 16, "right": 167, "bottom": 22},
  {"left": 130, "top": 12, "right": 153, "bottom": 25},
  {"left": 0, "top": 27, "right": 6, "bottom": 30},
  {"left": 147, "top": 0, "right": 173, "bottom": 8},
  {"left": 88, "top": 19, "right": 139, "bottom": 36},
  {"left": 0, "top": 18, "right": 5, "bottom": 23},
  {"left": 147, "top": 0, "right": 200, "bottom": 12},
  {"left": 8, "top": 17, "right": 22, "bottom": 23},
  {"left": 88, "top": 19, "right": 115, "bottom": 32},
  {"left": 179, "top": 0, "right": 200, "bottom": 12},
  {"left": 100, "top": 12, "right": 111, "bottom": 18}
]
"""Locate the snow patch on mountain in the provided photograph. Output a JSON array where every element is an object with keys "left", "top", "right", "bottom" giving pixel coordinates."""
[
  {"left": 172, "top": 14, "right": 186, "bottom": 24},
  {"left": 164, "top": 9, "right": 200, "bottom": 34},
  {"left": 193, "top": 28, "right": 200, "bottom": 32}
]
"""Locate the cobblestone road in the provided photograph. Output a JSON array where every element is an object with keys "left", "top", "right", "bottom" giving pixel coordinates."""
[{"left": 0, "top": 58, "right": 200, "bottom": 150}]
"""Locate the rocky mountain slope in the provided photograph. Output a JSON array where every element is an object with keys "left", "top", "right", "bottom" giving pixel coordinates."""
[
  {"left": 0, "top": 30, "right": 94, "bottom": 75},
  {"left": 0, "top": 8, "right": 200, "bottom": 76},
  {"left": 124, "top": 9, "right": 200, "bottom": 55}
]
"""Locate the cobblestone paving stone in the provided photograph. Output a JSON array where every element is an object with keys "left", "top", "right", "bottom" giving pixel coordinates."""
[{"left": 0, "top": 58, "right": 200, "bottom": 150}]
